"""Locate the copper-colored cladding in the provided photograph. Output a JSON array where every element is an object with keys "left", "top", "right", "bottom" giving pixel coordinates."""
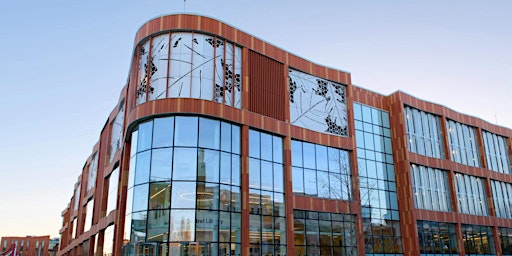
[
  {"left": 58, "top": 14, "right": 512, "bottom": 256},
  {"left": 248, "top": 50, "right": 286, "bottom": 121}
]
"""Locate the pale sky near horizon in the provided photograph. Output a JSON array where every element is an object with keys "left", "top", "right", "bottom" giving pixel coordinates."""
[{"left": 0, "top": 1, "right": 511, "bottom": 239}]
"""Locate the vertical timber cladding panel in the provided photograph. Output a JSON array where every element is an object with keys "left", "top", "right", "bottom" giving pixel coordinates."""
[{"left": 248, "top": 50, "right": 286, "bottom": 121}]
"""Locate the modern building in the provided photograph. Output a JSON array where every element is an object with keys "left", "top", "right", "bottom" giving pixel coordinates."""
[
  {"left": 1, "top": 235, "right": 50, "bottom": 256},
  {"left": 57, "top": 14, "right": 512, "bottom": 256}
]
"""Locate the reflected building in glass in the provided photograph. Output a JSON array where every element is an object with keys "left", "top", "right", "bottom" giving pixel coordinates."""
[{"left": 58, "top": 14, "right": 512, "bottom": 256}]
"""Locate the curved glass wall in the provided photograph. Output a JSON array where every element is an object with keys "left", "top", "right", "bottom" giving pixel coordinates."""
[
  {"left": 136, "top": 32, "right": 242, "bottom": 108},
  {"left": 124, "top": 116, "right": 241, "bottom": 256}
]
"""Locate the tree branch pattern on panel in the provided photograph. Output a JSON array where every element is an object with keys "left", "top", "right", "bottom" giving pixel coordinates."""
[{"left": 289, "top": 69, "right": 348, "bottom": 136}]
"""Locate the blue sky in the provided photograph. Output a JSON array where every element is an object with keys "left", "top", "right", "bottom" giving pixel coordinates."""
[{"left": 0, "top": 1, "right": 511, "bottom": 239}]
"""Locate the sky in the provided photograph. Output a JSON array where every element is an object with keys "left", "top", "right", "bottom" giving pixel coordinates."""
[{"left": 0, "top": 1, "right": 511, "bottom": 239}]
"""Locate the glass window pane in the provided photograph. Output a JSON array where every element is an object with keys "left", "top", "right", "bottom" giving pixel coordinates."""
[
  {"left": 170, "top": 209, "right": 195, "bottom": 241},
  {"left": 171, "top": 182, "right": 196, "bottom": 209},
  {"left": 220, "top": 152, "right": 231, "bottom": 184},
  {"left": 273, "top": 136, "right": 283, "bottom": 164},
  {"left": 303, "top": 142, "right": 316, "bottom": 169},
  {"left": 292, "top": 140, "right": 303, "bottom": 167},
  {"left": 292, "top": 167, "right": 304, "bottom": 194},
  {"left": 315, "top": 145, "right": 328, "bottom": 171},
  {"left": 304, "top": 169, "right": 317, "bottom": 197},
  {"left": 220, "top": 122, "right": 232, "bottom": 152},
  {"left": 231, "top": 125, "right": 241, "bottom": 155},
  {"left": 174, "top": 116, "right": 198, "bottom": 147},
  {"left": 149, "top": 182, "right": 171, "bottom": 210},
  {"left": 131, "top": 212, "right": 147, "bottom": 243},
  {"left": 260, "top": 133, "right": 273, "bottom": 161},
  {"left": 199, "top": 118, "right": 220, "bottom": 149},
  {"left": 132, "top": 184, "right": 149, "bottom": 212},
  {"left": 195, "top": 210, "right": 218, "bottom": 241},
  {"left": 172, "top": 148, "right": 197, "bottom": 180},
  {"left": 260, "top": 161, "right": 273, "bottom": 191},
  {"left": 249, "top": 158, "right": 261, "bottom": 189},
  {"left": 231, "top": 154, "right": 241, "bottom": 186},
  {"left": 135, "top": 151, "right": 151, "bottom": 185},
  {"left": 150, "top": 148, "right": 173, "bottom": 182},
  {"left": 274, "top": 163, "right": 284, "bottom": 193},
  {"left": 152, "top": 117, "right": 174, "bottom": 148},
  {"left": 147, "top": 210, "right": 170, "bottom": 242},
  {"left": 249, "top": 130, "right": 260, "bottom": 158},
  {"left": 197, "top": 149, "right": 220, "bottom": 183},
  {"left": 137, "top": 120, "right": 153, "bottom": 152}
]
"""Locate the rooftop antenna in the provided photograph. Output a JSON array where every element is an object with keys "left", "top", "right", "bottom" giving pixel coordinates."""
[
  {"left": 495, "top": 113, "right": 499, "bottom": 125},
  {"left": 184, "top": 0, "right": 187, "bottom": 12}
]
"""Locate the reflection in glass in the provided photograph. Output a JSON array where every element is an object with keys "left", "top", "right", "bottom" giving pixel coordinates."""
[
  {"left": 174, "top": 116, "right": 198, "bottom": 147},
  {"left": 150, "top": 148, "right": 172, "bottom": 182},
  {"left": 152, "top": 117, "right": 174, "bottom": 148},
  {"left": 170, "top": 210, "right": 195, "bottom": 242},
  {"left": 172, "top": 148, "right": 197, "bottom": 180},
  {"left": 171, "top": 182, "right": 196, "bottom": 209},
  {"left": 149, "top": 183, "right": 171, "bottom": 210}
]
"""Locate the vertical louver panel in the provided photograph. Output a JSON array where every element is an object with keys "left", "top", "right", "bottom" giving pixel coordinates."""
[{"left": 248, "top": 50, "right": 286, "bottom": 121}]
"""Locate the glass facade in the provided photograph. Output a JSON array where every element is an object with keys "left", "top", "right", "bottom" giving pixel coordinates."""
[
  {"left": 248, "top": 129, "right": 286, "bottom": 256},
  {"left": 354, "top": 102, "right": 402, "bottom": 255},
  {"left": 293, "top": 210, "right": 356, "bottom": 256},
  {"left": 490, "top": 180, "right": 512, "bottom": 219},
  {"left": 461, "top": 224, "right": 496, "bottom": 255},
  {"left": 447, "top": 120, "right": 480, "bottom": 167},
  {"left": 410, "top": 164, "right": 452, "bottom": 212},
  {"left": 124, "top": 116, "right": 241, "bottom": 256},
  {"left": 499, "top": 227, "right": 512, "bottom": 256},
  {"left": 454, "top": 173, "right": 488, "bottom": 216},
  {"left": 482, "top": 130, "right": 510, "bottom": 174},
  {"left": 404, "top": 106, "right": 444, "bottom": 158},
  {"left": 417, "top": 220, "right": 458, "bottom": 255},
  {"left": 291, "top": 140, "right": 351, "bottom": 200},
  {"left": 288, "top": 69, "right": 348, "bottom": 136},
  {"left": 136, "top": 33, "right": 242, "bottom": 108}
]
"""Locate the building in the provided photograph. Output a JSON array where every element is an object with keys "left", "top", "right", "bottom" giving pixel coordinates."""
[
  {"left": 57, "top": 14, "right": 512, "bottom": 256},
  {"left": 1, "top": 235, "right": 50, "bottom": 256}
]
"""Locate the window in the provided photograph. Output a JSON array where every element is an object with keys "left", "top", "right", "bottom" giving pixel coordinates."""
[
  {"left": 354, "top": 102, "right": 402, "bottom": 254},
  {"left": 249, "top": 129, "right": 286, "bottom": 256},
  {"left": 491, "top": 180, "right": 512, "bottom": 219},
  {"left": 499, "top": 227, "right": 512, "bottom": 256},
  {"left": 417, "top": 220, "right": 458, "bottom": 254},
  {"left": 291, "top": 141, "right": 351, "bottom": 200},
  {"left": 411, "top": 164, "right": 452, "bottom": 212},
  {"left": 404, "top": 106, "right": 444, "bottom": 158},
  {"left": 447, "top": 120, "right": 480, "bottom": 167},
  {"left": 294, "top": 210, "right": 356, "bottom": 256},
  {"left": 461, "top": 224, "right": 495, "bottom": 255},
  {"left": 483, "top": 130, "right": 510, "bottom": 174},
  {"left": 454, "top": 173, "right": 488, "bottom": 216}
]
